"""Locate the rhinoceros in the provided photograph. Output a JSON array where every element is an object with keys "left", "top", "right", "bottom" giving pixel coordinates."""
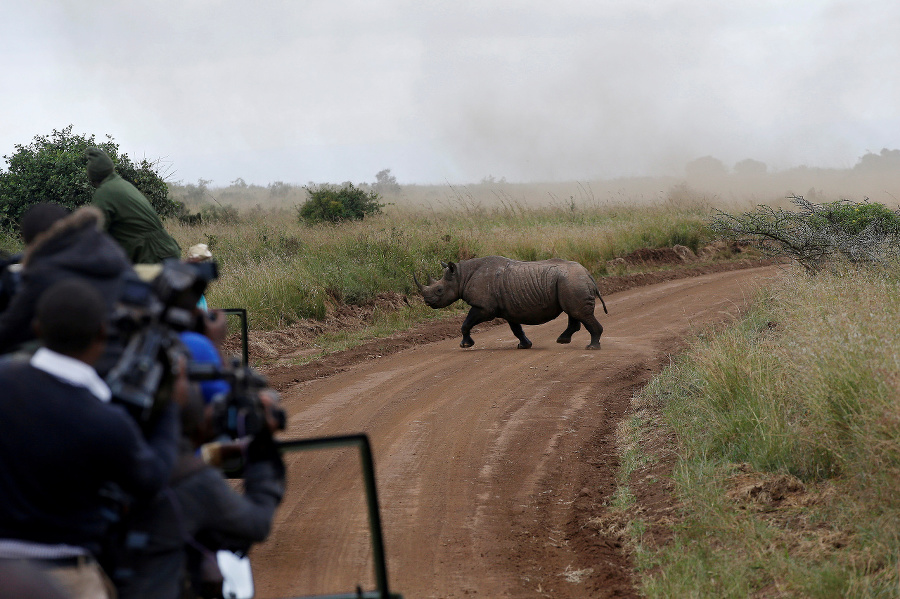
[{"left": 414, "top": 256, "right": 608, "bottom": 350}]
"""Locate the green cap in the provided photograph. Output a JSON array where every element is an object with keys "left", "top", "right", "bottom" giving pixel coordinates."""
[{"left": 85, "top": 147, "right": 115, "bottom": 184}]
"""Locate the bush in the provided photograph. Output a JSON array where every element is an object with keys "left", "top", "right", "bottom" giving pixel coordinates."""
[
  {"left": 807, "top": 199, "right": 900, "bottom": 236},
  {"left": 297, "top": 183, "right": 383, "bottom": 224},
  {"left": 711, "top": 195, "right": 900, "bottom": 272},
  {"left": 0, "top": 125, "right": 177, "bottom": 230},
  {"left": 199, "top": 203, "right": 241, "bottom": 224}
]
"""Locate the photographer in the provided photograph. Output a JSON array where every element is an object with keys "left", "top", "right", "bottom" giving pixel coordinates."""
[
  {"left": 0, "top": 278, "right": 186, "bottom": 599},
  {"left": 0, "top": 203, "right": 132, "bottom": 355},
  {"left": 113, "top": 330, "right": 285, "bottom": 599}
]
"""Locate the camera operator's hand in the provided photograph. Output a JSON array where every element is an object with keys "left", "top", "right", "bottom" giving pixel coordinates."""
[
  {"left": 170, "top": 355, "right": 191, "bottom": 409},
  {"left": 258, "top": 389, "right": 286, "bottom": 433},
  {"left": 200, "top": 309, "right": 228, "bottom": 348}
]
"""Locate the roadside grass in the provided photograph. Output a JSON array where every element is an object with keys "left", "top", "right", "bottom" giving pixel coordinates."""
[
  {"left": 167, "top": 197, "right": 718, "bottom": 332},
  {"left": 286, "top": 299, "right": 447, "bottom": 362},
  {"left": 621, "top": 262, "right": 900, "bottom": 597}
]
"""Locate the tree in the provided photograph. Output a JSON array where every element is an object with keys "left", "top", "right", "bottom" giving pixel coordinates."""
[
  {"left": 685, "top": 156, "right": 728, "bottom": 179},
  {"left": 733, "top": 158, "right": 768, "bottom": 176},
  {"left": 374, "top": 169, "right": 401, "bottom": 195},
  {"left": 298, "top": 183, "right": 384, "bottom": 224},
  {"left": 711, "top": 195, "right": 900, "bottom": 272},
  {"left": 268, "top": 181, "right": 293, "bottom": 197},
  {"left": 0, "top": 125, "right": 177, "bottom": 230},
  {"left": 853, "top": 148, "right": 900, "bottom": 173}
]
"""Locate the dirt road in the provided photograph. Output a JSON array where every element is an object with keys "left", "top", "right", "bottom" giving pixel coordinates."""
[{"left": 252, "top": 264, "right": 780, "bottom": 598}]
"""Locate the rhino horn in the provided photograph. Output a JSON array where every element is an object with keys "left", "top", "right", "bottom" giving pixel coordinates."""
[{"left": 413, "top": 272, "right": 424, "bottom": 293}]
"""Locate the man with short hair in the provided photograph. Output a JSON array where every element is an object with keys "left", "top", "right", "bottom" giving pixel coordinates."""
[
  {"left": 86, "top": 147, "right": 181, "bottom": 264},
  {"left": 0, "top": 278, "right": 185, "bottom": 599}
]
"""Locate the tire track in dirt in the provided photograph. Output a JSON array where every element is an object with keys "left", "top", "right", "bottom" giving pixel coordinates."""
[{"left": 252, "top": 264, "right": 781, "bottom": 598}]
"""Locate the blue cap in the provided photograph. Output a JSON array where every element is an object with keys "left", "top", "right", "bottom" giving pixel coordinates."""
[{"left": 180, "top": 331, "right": 231, "bottom": 404}]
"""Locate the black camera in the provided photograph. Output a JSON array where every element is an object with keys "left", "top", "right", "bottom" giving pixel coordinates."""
[
  {"left": 189, "top": 356, "right": 286, "bottom": 441},
  {"left": 104, "top": 259, "right": 219, "bottom": 423},
  {"left": 104, "top": 258, "right": 284, "bottom": 450}
]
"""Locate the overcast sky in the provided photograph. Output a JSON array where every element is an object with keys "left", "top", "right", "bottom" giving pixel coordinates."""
[{"left": 1, "top": 1, "right": 897, "bottom": 186}]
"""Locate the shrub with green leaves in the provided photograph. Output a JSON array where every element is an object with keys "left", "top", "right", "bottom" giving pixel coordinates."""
[
  {"left": 297, "top": 183, "right": 383, "bottom": 224},
  {"left": 711, "top": 195, "right": 900, "bottom": 272},
  {"left": 0, "top": 125, "right": 176, "bottom": 231},
  {"left": 807, "top": 199, "right": 900, "bottom": 236}
]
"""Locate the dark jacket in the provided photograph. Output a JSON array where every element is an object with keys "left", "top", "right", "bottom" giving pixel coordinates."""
[
  {"left": 0, "top": 207, "right": 133, "bottom": 354},
  {"left": 0, "top": 359, "right": 180, "bottom": 557},
  {"left": 91, "top": 173, "right": 181, "bottom": 264},
  {"left": 115, "top": 441, "right": 285, "bottom": 599}
]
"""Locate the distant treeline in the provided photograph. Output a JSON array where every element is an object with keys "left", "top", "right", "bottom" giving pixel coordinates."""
[{"left": 167, "top": 148, "right": 900, "bottom": 214}]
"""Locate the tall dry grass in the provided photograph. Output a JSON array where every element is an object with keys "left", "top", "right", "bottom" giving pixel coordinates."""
[
  {"left": 166, "top": 194, "right": 720, "bottom": 331},
  {"left": 632, "top": 262, "right": 900, "bottom": 597}
]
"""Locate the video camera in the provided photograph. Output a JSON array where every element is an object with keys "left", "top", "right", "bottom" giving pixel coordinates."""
[
  {"left": 189, "top": 355, "right": 286, "bottom": 441},
  {"left": 103, "top": 258, "right": 284, "bottom": 447},
  {"left": 103, "top": 259, "right": 218, "bottom": 423}
]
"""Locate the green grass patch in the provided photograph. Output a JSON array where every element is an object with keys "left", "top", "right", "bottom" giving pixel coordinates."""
[
  {"left": 167, "top": 198, "right": 718, "bottom": 331},
  {"left": 628, "top": 262, "right": 900, "bottom": 597}
]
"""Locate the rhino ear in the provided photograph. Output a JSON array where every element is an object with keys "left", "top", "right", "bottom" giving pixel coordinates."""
[
  {"left": 440, "top": 260, "right": 449, "bottom": 269},
  {"left": 447, "top": 261, "right": 457, "bottom": 275}
]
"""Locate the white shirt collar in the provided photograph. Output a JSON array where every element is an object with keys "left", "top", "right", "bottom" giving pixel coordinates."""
[{"left": 30, "top": 347, "right": 112, "bottom": 403}]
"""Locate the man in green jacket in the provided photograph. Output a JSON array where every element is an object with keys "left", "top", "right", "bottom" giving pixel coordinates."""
[{"left": 85, "top": 147, "right": 181, "bottom": 264}]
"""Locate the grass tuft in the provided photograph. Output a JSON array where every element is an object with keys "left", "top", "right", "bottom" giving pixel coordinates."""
[{"left": 628, "top": 261, "right": 900, "bottom": 596}]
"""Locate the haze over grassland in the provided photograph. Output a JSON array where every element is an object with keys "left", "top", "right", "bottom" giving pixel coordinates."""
[{"left": 176, "top": 148, "right": 900, "bottom": 215}]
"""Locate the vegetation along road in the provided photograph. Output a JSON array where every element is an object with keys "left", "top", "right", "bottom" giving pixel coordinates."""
[{"left": 251, "top": 263, "right": 780, "bottom": 598}]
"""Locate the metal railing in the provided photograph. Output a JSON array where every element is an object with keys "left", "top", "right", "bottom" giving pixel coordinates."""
[
  {"left": 276, "top": 434, "right": 401, "bottom": 599},
  {"left": 222, "top": 310, "right": 401, "bottom": 597},
  {"left": 223, "top": 308, "right": 249, "bottom": 366}
]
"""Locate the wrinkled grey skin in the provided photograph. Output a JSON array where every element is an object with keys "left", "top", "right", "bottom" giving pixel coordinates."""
[{"left": 415, "top": 256, "right": 608, "bottom": 350}]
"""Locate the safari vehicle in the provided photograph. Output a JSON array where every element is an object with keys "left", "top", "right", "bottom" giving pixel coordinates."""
[{"left": 220, "top": 309, "right": 402, "bottom": 599}]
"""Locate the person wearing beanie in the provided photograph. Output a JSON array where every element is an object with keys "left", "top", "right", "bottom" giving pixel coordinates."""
[{"left": 86, "top": 147, "right": 181, "bottom": 265}]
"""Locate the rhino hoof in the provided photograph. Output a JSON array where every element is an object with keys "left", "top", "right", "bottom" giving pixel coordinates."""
[
  {"left": 556, "top": 336, "right": 572, "bottom": 344},
  {"left": 585, "top": 343, "right": 602, "bottom": 350},
  {"left": 460, "top": 340, "right": 474, "bottom": 348},
  {"left": 517, "top": 341, "right": 533, "bottom": 349}
]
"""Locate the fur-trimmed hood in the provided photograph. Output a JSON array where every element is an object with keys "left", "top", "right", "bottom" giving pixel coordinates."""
[
  {"left": 23, "top": 206, "right": 105, "bottom": 268},
  {"left": 20, "top": 203, "right": 130, "bottom": 285},
  {"left": 0, "top": 205, "right": 132, "bottom": 353}
]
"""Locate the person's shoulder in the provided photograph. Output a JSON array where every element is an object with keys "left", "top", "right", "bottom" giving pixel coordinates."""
[
  {"left": 82, "top": 400, "right": 149, "bottom": 448},
  {"left": 0, "top": 353, "right": 34, "bottom": 375},
  {"left": 95, "top": 173, "right": 141, "bottom": 197}
]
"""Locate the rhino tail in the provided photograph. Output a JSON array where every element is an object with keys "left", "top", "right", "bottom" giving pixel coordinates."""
[
  {"left": 589, "top": 273, "right": 609, "bottom": 314},
  {"left": 597, "top": 289, "right": 608, "bottom": 314}
]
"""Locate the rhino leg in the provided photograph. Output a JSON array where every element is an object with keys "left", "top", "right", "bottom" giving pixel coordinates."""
[
  {"left": 460, "top": 306, "right": 492, "bottom": 348},
  {"left": 582, "top": 315, "right": 604, "bottom": 350},
  {"left": 508, "top": 322, "right": 532, "bottom": 349},
  {"left": 556, "top": 316, "right": 582, "bottom": 344}
]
